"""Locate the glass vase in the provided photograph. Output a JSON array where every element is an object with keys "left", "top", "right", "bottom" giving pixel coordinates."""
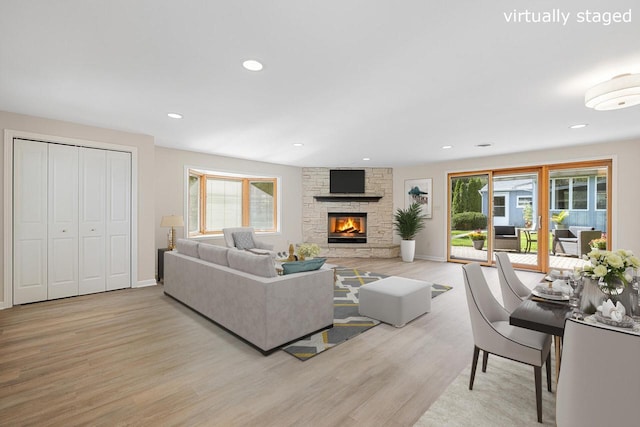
[
  {"left": 598, "top": 277, "right": 625, "bottom": 299},
  {"left": 581, "top": 278, "right": 605, "bottom": 314}
]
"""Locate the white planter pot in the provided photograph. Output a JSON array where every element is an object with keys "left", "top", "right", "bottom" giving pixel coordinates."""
[{"left": 401, "top": 240, "right": 416, "bottom": 262}]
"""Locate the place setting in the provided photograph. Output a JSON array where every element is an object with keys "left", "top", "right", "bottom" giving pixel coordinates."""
[{"left": 530, "top": 269, "right": 573, "bottom": 305}]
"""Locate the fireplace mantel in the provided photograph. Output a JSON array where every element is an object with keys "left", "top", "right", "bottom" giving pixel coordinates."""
[{"left": 313, "top": 194, "right": 383, "bottom": 202}]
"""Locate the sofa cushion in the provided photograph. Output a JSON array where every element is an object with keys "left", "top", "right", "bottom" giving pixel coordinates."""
[
  {"left": 198, "top": 243, "right": 229, "bottom": 266},
  {"left": 282, "top": 258, "right": 327, "bottom": 275},
  {"left": 227, "top": 249, "right": 277, "bottom": 278},
  {"left": 175, "top": 239, "right": 199, "bottom": 258},
  {"left": 232, "top": 231, "right": 256, "bottom": 250}
]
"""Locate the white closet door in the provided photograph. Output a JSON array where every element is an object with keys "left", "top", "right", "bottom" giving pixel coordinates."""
[
  {"left": 106, "top": 151, "right": 131, "bottom": 290},
  {"left": 13, "top": 139, "right": 48, "bottom": 304},
  {"left": 79, "top": 147, "right": 107, "bottom": 295},
  {"left": 48, "top": 144, "right": 79, "bottom": 299}
]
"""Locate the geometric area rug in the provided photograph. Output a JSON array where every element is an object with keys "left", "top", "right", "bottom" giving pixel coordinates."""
[{"left": 282, "top": 267, "right": 452, "bottom": 361}]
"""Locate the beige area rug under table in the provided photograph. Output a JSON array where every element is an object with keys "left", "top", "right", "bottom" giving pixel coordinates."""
[{"left": 414, "top": 353, "right": 557, "bottom": 426}]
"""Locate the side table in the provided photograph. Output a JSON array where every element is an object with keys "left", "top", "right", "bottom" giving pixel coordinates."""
[{"left": 157, "top": 248, "right": 170, "bottom": 283}]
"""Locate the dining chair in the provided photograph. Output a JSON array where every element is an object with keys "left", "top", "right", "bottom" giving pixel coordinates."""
[
  {"left": 556, "top": 318, "right": 640, "bottom": 427},
  {"left": 495, "top": 252, "right": 532, "bottom": 313},
  {"left": 462, "top": 263, "right": 552, "bottom": 423}
]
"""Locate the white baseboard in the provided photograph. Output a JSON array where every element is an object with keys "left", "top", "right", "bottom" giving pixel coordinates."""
[
  {"left": 414, "top": 255, "right": 447, "bottom": 262},
  {"left": 135, "top": 279, "right": 158, "bottom": 288}
]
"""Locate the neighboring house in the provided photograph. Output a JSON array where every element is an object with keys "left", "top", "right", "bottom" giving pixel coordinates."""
[
  {"left": 480, "top": 179, "right": 535, "bottom": 227},
  {"left": 479, "top": 175, "right": 607, "bottom": 231}
]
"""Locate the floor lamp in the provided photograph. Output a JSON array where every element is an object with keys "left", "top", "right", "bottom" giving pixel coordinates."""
[{"left": 161, "top": 215, "right": 184, "bottom": 250}]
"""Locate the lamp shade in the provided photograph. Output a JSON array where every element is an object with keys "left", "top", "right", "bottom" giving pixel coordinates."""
[
  {"left": 160, "top": 215, "right": 184, "bottom": 227},
  {"left": 585, "top": 73, "right": 640, "bottom": 111}
]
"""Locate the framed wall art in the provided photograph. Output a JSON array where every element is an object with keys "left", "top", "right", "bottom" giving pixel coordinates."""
[{"left": 404, "top": 178, "right": 432, "bottom": 218}]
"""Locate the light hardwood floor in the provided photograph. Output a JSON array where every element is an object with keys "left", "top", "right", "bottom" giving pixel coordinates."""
[{"left": 0, "top": 258, "right": 544, "bottom": 426}]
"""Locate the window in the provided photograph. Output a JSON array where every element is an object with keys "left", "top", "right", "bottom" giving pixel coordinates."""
[
  {"left": 550, "top": 177, "right": 589, "bottom": 211},
  {"left": 188, "top": 170, "right": 278, "bottom": 235},
  {"left": 596, "top": 176, "right": 607, "bottom": 210},
  {"left": 517, "top": 196, "right": 532, "bottom": 208},
  {"left": 493, "top": 195, "right": 506, "bottom": 217}
]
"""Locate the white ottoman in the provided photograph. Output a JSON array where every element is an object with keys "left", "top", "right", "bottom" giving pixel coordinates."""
[{"left": 358, "top": 276, "right": 432, "bottom": 327}]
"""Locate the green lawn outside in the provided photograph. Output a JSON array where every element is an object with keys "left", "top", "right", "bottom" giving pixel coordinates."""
[{"left": 451, "top": 230, "right": 553, "bottom": 253}]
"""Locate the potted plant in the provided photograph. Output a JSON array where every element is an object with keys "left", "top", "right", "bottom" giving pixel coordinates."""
[
  {"left": 589, "top": 235, "right": 607, "bottom": 251},
  {"left": 297, "top": 243, "right": 321, "bottom": 260},
  {"left": 468, "top": 230, "right": 486, "bottom": 250},
  {"left": 551, "top": 210, "right": 569, "bottom": 229},
  {"left": 393, "top": 202, "right": 427, "bottom": 262},
  {"left": 522, "top": 202, "right": 533, "bottom": 229}
]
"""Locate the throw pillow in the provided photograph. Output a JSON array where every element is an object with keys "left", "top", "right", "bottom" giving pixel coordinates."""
[
  {"left": 175, "top": 239, "right": 199, "bottom": 258},
  {"left": 232, "top": 231, "right": 256, "bottom": 250},
  {"left": 227, "top": 249, "right": 277, "bottom": 278},
  {"left": 198, "top": 243, "right": 229, "bottom": 266},
  {"left": 282, "top": 258, "right": 327, "bottom": 275}
]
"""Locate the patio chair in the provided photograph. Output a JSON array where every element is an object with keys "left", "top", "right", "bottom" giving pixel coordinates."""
[
  {"left": 522, "top": 222, "right": 537, "bottom": 253},
  {"left": 462, "top": 263, "right": 552, "bottom": 423},
  {"left": 552, "top": 226, "right": 601, "bottom": 258},
  {"left": 493, "top": 225, "right": 521, "bottom": 252}
]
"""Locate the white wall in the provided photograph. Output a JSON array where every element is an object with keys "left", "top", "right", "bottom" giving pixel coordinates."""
[
  {"left": 394, "top": 139, "right": 640, "bottom": 261},
  {"left": 154, "top": 147, "right": 303, "bottom": 259},
  {"left": 0, "top": 110, "right": 156, "bottom": 306}
]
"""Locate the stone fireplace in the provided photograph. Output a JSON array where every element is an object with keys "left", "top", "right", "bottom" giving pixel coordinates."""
[
  {"left": 302, "top": 167, "right": 399, "bottom": 258},
  {"left": 327, "top": 212, "right": 367, "bottom": 243}
]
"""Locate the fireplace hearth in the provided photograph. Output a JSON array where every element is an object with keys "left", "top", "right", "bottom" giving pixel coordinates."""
[{"left": 328, "top": 212, "right": 367, "bottom": 243}]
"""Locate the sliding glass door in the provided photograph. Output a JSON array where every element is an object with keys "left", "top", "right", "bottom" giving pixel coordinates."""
[
  {"left": 448, "top": 160, "right": 612, "bottom": 273},
  {"left": 547, "top": 161, "right": 611, "bottom": 271},
  {"left": 491, "top": 170, "right": 542, "bottom": 270}
]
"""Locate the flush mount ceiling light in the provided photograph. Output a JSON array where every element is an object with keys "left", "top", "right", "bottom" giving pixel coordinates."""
[
  {"left": 569, "top": 124, "right": 588, "bottom": 129},
  {"left": 585, "top": 73, "right": 640, "bottom": 110},
  {"left": 362, "top": 157, "right": 371, "bottom": 161},
  {"left": 167, "top": 112, "right": 183, "bottom": 119},
  {"left": 242, "top": 59, "right": 263, "bottom": 71},
  {"left": 441, "top": 145, "right": 453, "bottom": 149},
  {"left": 292, "top": 143, "right": 304, "bottom": 147}
]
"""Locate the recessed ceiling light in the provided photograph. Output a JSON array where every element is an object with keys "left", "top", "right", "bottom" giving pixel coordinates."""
[
  {"left": 362, "top": 157, "right": 370, "bottom": 161},
  {"left": 569, "top": 124, "right": 588, "bottom": 129},
  {"left": 475, "top": 143, "right": 492, "bottom": 148},
  {"left": 292, "top": 143, "right": 304, "bottom": 147},
  {"left": 442, "top": 145, "right": 453, "bottom": 149},
  {"left": 242, "top": 60, "right": 263, "bottom": 71},
  {"left": 167, "top": 112, "right": 183, "bottom": 119}
]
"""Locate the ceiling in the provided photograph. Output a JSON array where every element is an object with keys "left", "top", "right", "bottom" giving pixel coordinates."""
[{"left": 1, "top": 1, "right": 639, "bottom": 167}]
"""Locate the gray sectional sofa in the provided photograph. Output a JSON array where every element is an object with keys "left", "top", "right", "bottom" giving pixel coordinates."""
[{"left": 163, "top": 239, "right": 334, "bottom": 353}]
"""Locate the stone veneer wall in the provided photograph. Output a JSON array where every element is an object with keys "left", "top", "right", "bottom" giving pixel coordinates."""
[{"left": 302, "top": 167, "right": 399, "bottom": 258}]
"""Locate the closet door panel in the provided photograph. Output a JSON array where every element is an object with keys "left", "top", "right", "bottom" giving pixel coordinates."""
[
  {"left": 106, "top": 151, "right": 131, "bottom": 290},
  {"left": 48, "top": 144, "right": 79, "bottom": 299},
  {"left": 13, "top": 139, "right": 48, "bottom": 304},
  {"left": 79, "top": 148, "right": 107, "bottom": 294}
]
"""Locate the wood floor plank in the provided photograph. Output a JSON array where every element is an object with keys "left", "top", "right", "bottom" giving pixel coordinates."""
[{"left": 0, "top": 258, "right": 544, "bottom": 426}]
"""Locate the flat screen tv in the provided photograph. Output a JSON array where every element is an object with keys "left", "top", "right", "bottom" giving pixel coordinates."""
[{"left": 330, "top": 169, "right": 365, "bottom": 194}]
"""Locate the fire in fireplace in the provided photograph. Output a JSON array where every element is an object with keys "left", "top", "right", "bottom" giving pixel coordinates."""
[{"left": 328, "top": 212, "right": 367, "bottom": 243}]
